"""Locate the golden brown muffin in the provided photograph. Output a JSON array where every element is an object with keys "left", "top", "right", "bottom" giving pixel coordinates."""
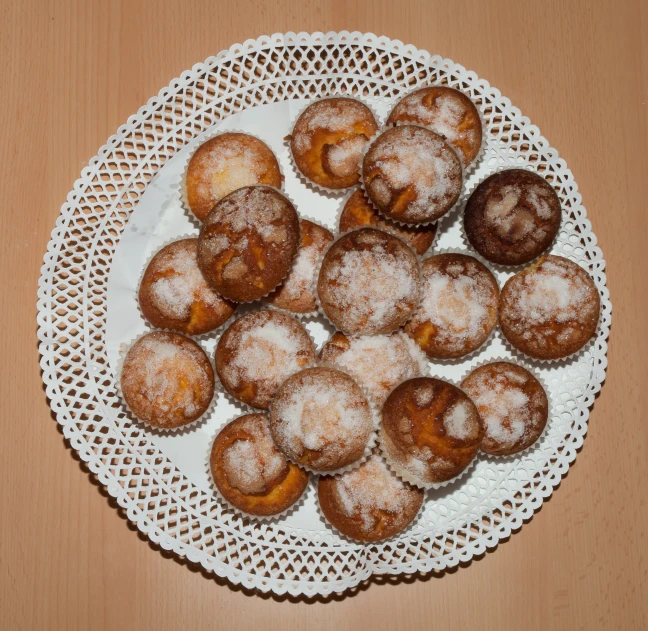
[
  {"left": 339, "top": 188, "right": 437, "bottom": 255},
  {"left": 269, "top": 367, "right": 374, "bottom": 472},
  {"left": 210, "top": 413, "right": 309, "bottom": 517},
  {"left": 464, "top": 170, "right": 562, "bottom": 265},
  {"left": 461, "top": 362, "right": 549, "bottom": 456},
  {"left": 185, "top": 132, "right": 282, "bottom": 222},
  {"left": 499, "top": 255, "right": 600, "bottom": 360},
  {"left": 289, "top": 98, "right": 379, "bottom": 189},
  {"left": 380, "top": 377, "right": 482, "bottom": 487},
  {"left": 387, "top": 86, "right": 482, "bottom": 167},
  {"left": 120, "top": 331, "right": 214, "bottom": 429},
  {"left": 319, "top": 331, "right": 428, "bottom": 406},
  {"left": 197, "top": 186, "right": 300, "bottom": 303},
  {"left": 138, "top": 239, "right": 236, "bottom": 335},
  {"left": 215, "top": 310, "right": 316, "bottom": 409},
  {"left": 318, "top": 453, "right": 424, "bottom": 542},
  {"left": 362, "top": 125, "right": 462, "bottom": 225},
  {"left": 266, "top": 219, "right": 334, "bottom": 314},
  {"left": 405, "top": 253, "right": 499, "bottom": 359},
  {"left": 317, "top": 228, "right": 421, "bottom": 335}
]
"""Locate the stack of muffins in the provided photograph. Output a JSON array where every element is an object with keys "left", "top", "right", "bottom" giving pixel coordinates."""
[{"left": 119, "top": 88, "right": 601, "bottom": 543}]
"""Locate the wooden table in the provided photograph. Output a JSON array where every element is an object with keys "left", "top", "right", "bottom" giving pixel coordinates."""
[{"left": 2, "top": 1, "right": 647, "bottom": 629}]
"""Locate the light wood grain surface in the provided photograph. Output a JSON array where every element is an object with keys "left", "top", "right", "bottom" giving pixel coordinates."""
[{"left": 1, "top": 0, "right": 647, "bottom": 629}]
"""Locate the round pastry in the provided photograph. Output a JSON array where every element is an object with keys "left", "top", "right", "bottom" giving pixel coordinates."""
[
  {"left": 316, "top": 228, "right": 421, "bottom": 335},
  {"left": 209, "top": 413, "right": 309, "bottom": 517},
  {"left": 267, "top": 219, "right": 334, "bottom": 314},
  {"left": 289, "top": 98, "right": 379, "bottom": 189},
  {"left": 380, "top": 377, "right": 482, "bottom": 487},
  {"left": 215, "top": 310, "right": 316, "bottom": 409},
  {"left": 387, "top": 86, "right": 483, "bottom": 167},
  {"left": 464, "top": 169, "right": 562, "bottom": 265},
  {"left": 405, "top": 253, "right": 499, "bottom": 359},
  {"left": 361, "top": 125, "right": 462, "bottom": 225},
  {"left": 461, "top": 362, "right": 549, "bottom": 456},
  {"left": 120, "top": 331, "right": 215, "bottom": 429},
  {"left": 185, "top": 132, "right": 282, "bottom": 222},
  {"left": 138, "top": 238, "right": 236, "bottom": 335},
  {"left": 197, "top": 185, "right": 300, "bottom": 303},
  {"left": 339, "top": 188, "right": 437, "bottom": 255},
  {"left": 319, "top": 331, "right": 428, "bottom": 405},
  {"left": 499, "top": 255, "right": 600, "bottom": 359},
  {"left": 269, "top": 367, "right": 374, "bottom": 472},
  {"left": 318, "top": 453, "right": 424, "bottom": 542}
]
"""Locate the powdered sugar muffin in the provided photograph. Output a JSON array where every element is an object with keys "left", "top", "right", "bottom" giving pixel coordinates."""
[
  {"left": 405, "top": 253, "right": 499, "bottom": 359},
  {"left": 138, "top": 239, "right": 236, "bottom": 335},
  {"left": 387, "top": 86, "right": 483, "bottom": 168},
  {"left": 380, "top": 377, "right": 482, "bottom": 487},
  {"left": 120, "top": 331, "right": 215, "bottom": 429},
  {"left": 316, "top": 228, "right": 421, "bottom": 335},
  {"left": 215, "top": 310, "right": 316, "bottom": 409},
  {"left": 362, "top": 125, "right": 462, "bottom": 225},
  {"left": 185, "top": 132, "right": 282, "bottom": 222},
  {"left": 210, "top": 413, "right": 309, "bottom": 517},
  {"left": 267, "top": 219, "right": 334, "bottom": 314},
  {"left": 461, "top": 362, "right": 548, "bottom": 456},
  {"left": 499, "top": 255, "right": 600, "bottom": 359},
  {"left": 339, "top": 188, "right": 437, "bottom": 255},
  {"left": 319, "top": 332, "right": 428, "bottom": 405},
  {"left": 318, "top": 453, "right": 424, "bottom": 542},
  {"left": 269, "top": 367, "right": 374, "bottom": 472},
  {"left": 197, "top": 186, "right": 300, "bottom": 303},
  {"left": 289, "top": 98, "right": 379, "bottom": 189}
]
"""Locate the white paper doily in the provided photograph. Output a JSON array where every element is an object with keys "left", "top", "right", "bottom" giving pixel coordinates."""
[{"left": 37, "top": 32, "right": 611, "bottom": 597}]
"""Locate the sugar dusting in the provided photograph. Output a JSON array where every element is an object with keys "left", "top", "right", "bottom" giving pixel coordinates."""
[{"left": 443, "top": 400, "right": 473, "bottom": 440}]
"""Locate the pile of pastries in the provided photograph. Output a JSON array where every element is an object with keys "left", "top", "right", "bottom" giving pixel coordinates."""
[{"left": 119, "top": 86, "right": 600, "bottom": 543}]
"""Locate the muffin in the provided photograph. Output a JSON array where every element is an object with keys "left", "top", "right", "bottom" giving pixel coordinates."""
[
  {"left": 387, "top": 86, "right": 482, "bottom": 168},
  {"left": 120, "top": 331, "right": 215, "bottom": 429},
  {"left": 380, "top": 377, "right": 482, "bottom": 487},
  {"left": 405, "top": 253, "right": 499, "bottom": 359},
  {"left": 499, "top": 255, "right": 600, "bottom": 359},
  {"left": 197, "top": 185, "right": 300, "bottom": 303},
  {"left": 318, "top": 453, "right": 424, "bottom": 542},
  {"left": 461, "top": 362, "right": 549, "bottom": 456},
  {"left": 269, "top": 367, "right": 375, "bottom": 472},
  {"left": 339, "top": 188, "right": 437, "bottom": 255},
  {"left": 319, "top": 331, "right": 428, "bottom": 405},
  {"left": 138, "top": 238, "right": 236, "bottom": 335},
  {"left": 464, "top": 170, "right": 562, "bottom": 265},
  {"left": 267, "top": 219, "right": 334, "bottom": 314},
  {"left": 215, "top": 310, "right": 316, "bottom": 409},
  {"left": 289, "top": 98, "right": 379, "bottom": 190},
  {"left": 209, "top": 413, "right": 309, "bottom": 517},
  {"left": 185, "top": 132, "right": 282, "bottom": 222},
  {"left": 316, "top": 228, "right": 421, "bottom": 335},
  {"left": 362, "top": 125, "right": 462, "bottom": 225}
]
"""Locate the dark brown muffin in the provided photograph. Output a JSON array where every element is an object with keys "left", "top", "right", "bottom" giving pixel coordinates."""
[
  {"left": 289, "top": 98, "right": 379, "bottom": 189},
  {"left": 380, "top": 377, "right": 482, "bottom": 487},
  {"left": 317, "top": 228, "right": 421, "bottom": 335},
  {"left": 318, "top": 453, "right": 424, "bottom": 542},
  {"left": 215, "top": 310, "right": 316, "bottom": 410},
  {"left": 461, "top": 362, "right": 548, "bottom": 456},
  {"left": 339, "top": 188, "right": 437, "bottom": 255},
  {"left": 464, "top": 170, "right": 562, "bottom": 265},
  {"left": 499, "top": 255, "right": 600, "bottom": 360},
  {"left": 405, "top": 253, "right": 499, "bottom": 359},
  {"left": 138, "top": 238, "right": 236, "bottom": 335},
  {"left": 197, "top": 185, "right": 300, "bottom": 303},
  {"left": 362, "top": 125, "right": 462, "bottom": 225},
  {"left": 120, "top": 331, "right": 215, "bottom": 429},
  {"left": 210, "top": 413, "right": 309, "bottom": 517},
  {"left": 387, "top": 86, "right": 482, "bottom": 167}
]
